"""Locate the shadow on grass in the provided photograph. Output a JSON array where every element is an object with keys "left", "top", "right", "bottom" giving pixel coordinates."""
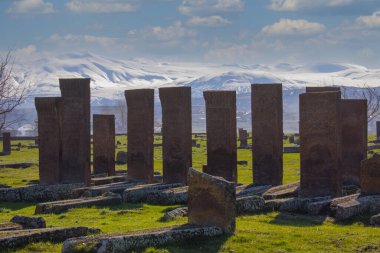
[
  {"left": 0, "top": 201, "right": 35, "bottom": 211},
  {"left": 269, "top": 212, "right": 327, "bottom": 227},
  {"left": 108, "top": 202, "right": 144, "bottom": 211}
]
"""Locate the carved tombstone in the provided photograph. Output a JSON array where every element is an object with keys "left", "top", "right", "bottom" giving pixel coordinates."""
[
  {"left": 341, "top": 99, "right": 367, "bottom": 186},
  {"left": 239, "top": 128, "right": 248, "bottom": 148},
  {"left": 251, "top": 84, "right": 283, "bottom": 186},
  {"left": 159, "top": 87, "right": 192, "bottom": 184},
  {"left": 203, "top": 91, "right": 237, "bottom": 183},
  {"left": 2, "top": 132, "right": 11, "bottom": 155},
  {"left": 125, "top": 89, "right": 154, "bottom": 183},
  {"left": 377, "top": 121, "right": 380, "bottom": 141},
  {"left": 93, "top": 114, "right": 115, "bottom": 176},
  {"left": 361, "top": 154, "right": 380, "bottom": 195},
  {"left": 299, "top": 91, "right": 342, "bottom": 197},
  {"left": 59, "top": 78, "right": 91, "bottom": 185},
  {"left": 187, "top": 168, "right": 236, "bottom": 234},
  {"left": 35, "top": 97, "right": 62, "bottom": 185}
]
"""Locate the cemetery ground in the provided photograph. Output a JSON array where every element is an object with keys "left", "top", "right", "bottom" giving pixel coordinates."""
[{"left": 0, "top": 135, "right": 379, "bottom": 253}]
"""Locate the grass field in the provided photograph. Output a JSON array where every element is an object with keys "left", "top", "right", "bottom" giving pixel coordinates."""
[{"left": 0, "top": 134, "right": 379, "bottom": 253}]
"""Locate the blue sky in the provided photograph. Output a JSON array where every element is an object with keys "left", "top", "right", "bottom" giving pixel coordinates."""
[{"left": 1, "top": 0, "right": 380, "bottom": 66}]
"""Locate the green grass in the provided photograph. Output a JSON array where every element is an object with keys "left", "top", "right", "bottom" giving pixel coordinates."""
[{"left": 0, "top": 135, "right": 379, "bottom": 253}]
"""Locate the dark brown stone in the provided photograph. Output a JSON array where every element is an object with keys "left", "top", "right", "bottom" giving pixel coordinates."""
[
  {"left": 299, "top": 91, "right": 342, "bottom": 197},
  {"left": 2, "top": 132, "right": 11, "bottom": 154},
  {"left": 341, "top": 99, "right": 367, "bottom": 186},
  {"left": 159, "top": 87, "right": 192, "bottom": 184},
  {"left": 203, "top": 91, "right": 237, "bottom": 182},
  {"left": 93, "top": 115, "right": 115, "bottom": 176},
  {"left": 377, "top": 121, "right": 380, "bottom": 140},
  {"left": 252, "top": 84, "right": 283, "bottom": 186},
  {"left": 361, "top": 154, "right": 380, "bottom": 195},
  {"left": 305, "top": 86, "right": 341, "bottom": 93},
  {"left": 59, "top": 78, "right": 91, "bottom": 185},
  {"left": 125, "top": 89, "right": 154, "bottom": 183},
  {"left": 35, "top": 97, "right": 62, "bottom": 185},
  {"left": 187, "top": 168, "right": 236, "bottom": 234}
]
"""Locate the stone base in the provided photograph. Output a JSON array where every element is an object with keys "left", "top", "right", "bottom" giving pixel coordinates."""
[
  {"left": 62, "top": 224, "right": 223, "bottom": 253},
  {"left": 334, "top": 195, "right": 380, "bottom": 221},
  {"left": 123, "top": 183, "right": 184, "bottom": 203},
  {"left": 236, "top": 196, "right": 265, "bottom": 214},
  {"left": 263, "top": 182, "right": 300, "bottom": 200},
  {"left": 146, "top": 186, "right": 188, "bottom": 205}
]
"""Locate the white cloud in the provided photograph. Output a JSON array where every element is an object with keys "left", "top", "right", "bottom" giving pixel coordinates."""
[
  {"left": 262, "top": 19, "right": 325, "bottom": 35},
  {"left": 357, "top": 11, "right": 380, "bottom": 28},
  {"left": 269, "top": 0, "right": 353, "bottom": 11},
  {"left": 178, "top": 0, "right": 244, "bottom": 16},
  {"left": 65, "top": 0, "right": 137, "bottom": 13},
  {"left": 205, "top": 44, "right": 248, "bottom": 60},
  {"left": 187, "top": 16, "right": 231, "bottom": 27},
  {"left": 7, "top": 0, "right": 54, "bottom": 14},
  {"left": 48, "top": 34, "right": 118, "bottom": 47},
  {"left": 151, "top": 21, "right": 197, "bottom": 42},
  {"left": 15, "top": 45, "right": 37, "bottom": 55}
]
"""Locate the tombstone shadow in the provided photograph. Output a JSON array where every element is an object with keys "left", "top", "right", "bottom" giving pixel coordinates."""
[{"left": 269, "top": 212, "right": 327, "bottom": 227}]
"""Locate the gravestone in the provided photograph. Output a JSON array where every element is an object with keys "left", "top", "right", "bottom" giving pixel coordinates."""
[
  {"left": 361, "top": 154, "right": 380, "bottom": 195},
  {"left": 192, "top": 140, "right": 197, "bottom": 147},
  {"left": 341, "top": 99, "right": 367, "bottom": 186},
  {"left": 159, "top": 87, "right": 192, "bottom": 184},
  {"left": 2, "top": 132, "right": 11, "bottom": 155},
  {"left": 187, "top": 168, "right": 236, "bottom": 234},
  {"left": 59, "top": 78, "right": 91, "bottom": 185},
  {"left": 252, "top": 84, "right": 283, "bottom": 186},
  {"left": 239, "top": 128, "right": 248, "bottom": 148},
  {"left": 203, "top": 91, "right": 237, "bottom": 183},
  {"left": 125, "top": 89, "right": 154, "bottom": 183},
  {"left": 93, "top": 115, "right": 115, "bottom": 176},
  {"left": 35, "top": 97, "right": 62, "bottom": 185},
  {"left": 299, "top": 91, "right": 342, "bottom": 197},
  {"left": 377, "top": 121, "right": 380, "bottom": 141},
  {"left": 289, "top": 136, "right": 295, "bottom": 144}
]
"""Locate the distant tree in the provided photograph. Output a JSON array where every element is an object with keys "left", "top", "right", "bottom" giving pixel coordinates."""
[{"left": 0, "top": 52, "right": 28, "bottom": 131}]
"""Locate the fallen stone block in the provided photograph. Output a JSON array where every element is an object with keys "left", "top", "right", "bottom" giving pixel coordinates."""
[
  {"left": 62, "top": 225, "right": 222, "bottom": 253},
  {"left": 146, "top": 186, "right": 188, "bottom": 205},
  {"left": 160, "top": 207, "right": 188, "bottom": 222},
  {"left": 330, "top": 193, "right": 360, "bottom": 210},
  {"left": 334, "top": 195, "right": 380, "bottom": 220},
  {"left": 370, "top": 213, "right": 380, "bottom": 227},
  {"left": 306, "top": 198, "right": 333, "bottom": 215},
  {"left": 236, "top": 195, "right": 265, "bottom": 214},
  {"left": 73, "top": 182, "right": 141, "bottom": 197},
  {"left": 279, "top": 197, "right": 329, "bottom": 213},
  {"left": 10, "top": 215, "right": 46, "bottom": 229},
  {"left": 91, "top": 175, "right": 127, "bottom": 186},
  {"left": 123, "top": 183, "right": 183, "bottom": 203},
  {"left": 35, "top": 192, "right": 122, "bottom": 214},
  {"left": 0, "top": 226, "right": 100, "bottom": 249},
  {"left": 0, "top": 223, "right": 23, "bottom": 232},
  {"left": 262, "top": 182, "right": 299, "bottom": 200},
  {"left": 236, "top": 184, "right": 271, "bottom": 197}
]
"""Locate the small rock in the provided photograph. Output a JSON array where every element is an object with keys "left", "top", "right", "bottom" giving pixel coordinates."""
[{"left": 10, "top": 215, "right": 46, "bottom": 229}]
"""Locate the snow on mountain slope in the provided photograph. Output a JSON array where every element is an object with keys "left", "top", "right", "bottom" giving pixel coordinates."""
[{"left": 12, "top": 52, "right": 380, "bottom": 106}]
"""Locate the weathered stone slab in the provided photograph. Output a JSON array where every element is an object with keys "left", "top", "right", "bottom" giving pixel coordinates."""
[
  {"left": 341, "top": 99, "right": 367, "bottom": 186},
  {"left": 2, "top": 132, "right": 11, "bottom": 155},
  {"left": 35, "top": 97, "right": 62, "bottom": 185},
  {"left": 252, "top": 84, "right": 283, "bottom": 186},
  {"left": 62, "top": 224, "right": 222, "bottom": 253},
  {"left": 236, "top": 196, "right": 265, "bottom": 214},
  {"left": 159, "top": 87, "right": 192, "bottom": 184},
  {"left": 370, "top": 213, "right": 380, "bottom": 226},
  {"left": 73, "top": 182, "right": 140, "bottom": 197},
  {"left": 239, "top": 128, "right": 248, "bottom": 148},
  {"left": 203, "top": 91, "right": 237, "bottom": 182},
  {"left": 334, "top": 195, "right": 380, "bottom": 220},
  {"left": 60, "top": 78, "right": 91, "bottom": 185},
  {"left": 10, "top": 215, "right": 46, "bottom": 229},
  {"left": 236, "top": 184, "right": 271, "bottom": 197},
  {"left": 91, "top": 175, "right": 127, "bottom": 186},
  {"left": 115, "top": 151, "right": 127, "bottom": 164},
  {"left": 123, "top": 183, "right": 183, "bottom": 203},
  {"left": 35, "top": 192, "right": 122, "bottom": 214},
  {"left": 262, "top": 182, "right": 300, "bottom": 200},
  {"left": 93, "top": 115, "right": 115, "bottom": 176},
  {"left": 188, "top": 168, "right": 236, "bottom": 234},
  {"left": 0, "top": 183, "right": 84, "bottom": 202},
  {"left": 125, "top": 89, "right": 154, "bottom": 183},
  {"left": 377, "top": 121, "right": 380, "bottom": 140},
  {"left": 0, "top": 223, "right": 22, "bottom": 232},
  {"left": 146, "top": 186, "right": 188, "bottom": 205},
  {"left": 361, "top": 154, "right": 380, "bottom": 195},
  {"left": 278, "top": 197, "right": 329, "bottom": 213},
  {"left": 0, "top": 226, "right": 99, "bottom": 249},
  {"left": 306, "top": 198, "right": 334, "bottom": 215},
  {"left": 160, "top": 207, "right": 188, "bottom": 222},
  {"left": 299, "top": 91, "right": 342, "bottom": 197}
]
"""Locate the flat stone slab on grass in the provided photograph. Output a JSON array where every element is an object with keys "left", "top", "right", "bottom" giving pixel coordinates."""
[
  {"left": 370, "top": 213, "right": 380, "bottom": 226},
  {"left": 0, "top": 183, "right": 85, "bottom": 202},
  {"left": 62, "top": 224, "right": 223, "bottom": 253},
  {"left": 91, "top": 175, "right": 127, "bottom": 186},
  {"left": 334, "top": 195, "right": 380, "bottom": 220},
  {"left": 262, "top": 182, "right": 299, "bottom": 200},
  {"left": 0, "top": 226, "right": 99, "bottom": 249},
  {"left": 146, "top": 186, "right": 188, "bottom": 205},
  {"left": 236, "top": 196, "right": 265, "bottom": 214},
  {"left": 123, "top": 183, "right": 183, "bottom": 203},
  {"left": 236, "top": 184, "right": 272, "bottom": 197},
  {"left": 74, "top": 182, "right": 141, "bottom": 197},
  {"left": 160, "top": 207, "right": 188, "bottom": 222},
  {"left": 0, "top": 223, "right": 23, "bottom": 232},
  {"left": 10, "top": 215, "right": 46, "bottom": 229},
  {"left": 35, "top": 193, "right": 122, "bottom": 214}
]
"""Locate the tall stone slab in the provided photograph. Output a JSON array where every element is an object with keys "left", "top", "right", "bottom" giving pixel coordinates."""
[
  {"left": 377, "top": 121, "right": 380, "bottom": 140},
  {"left": 306, "top": 87, "right": 340, "bottom": 93},
  {"left": 361, "top": 154, "right": 380, "bottom": 195},
  {"left": 35, "top": 97, "right": 62, "bottom": 185},
  {"left": 251, "top": 84, "right": 283, "bottom": 186},
  {"left": 341, "top": 99, "right": 367, "bottom": 186},
  {"left": 59, "top": 78, "right": 91, "bottom": 185},
  {"left": 188, "top": 168, "right": 236, "bottom": 234},
  {"left": 159, "top": 87, "right": 192, "bottom": 184},
  {"left": 2, "top": 132, "right": 11, "bottom": 154},
  {"left": 299, "top": 91, "right": 342, "bottom": 197},
  {"left": 93, "top": 115, "right": 115, "bottom": 176},
  {"left": 239, "top": 128, "right": 248, "bottom": 148},
  {"left": 125, "top": 89, "right": 154, "bottom": 183},
  {"left": 203, "top": 91, "right": 237, "bottom": 183}
]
